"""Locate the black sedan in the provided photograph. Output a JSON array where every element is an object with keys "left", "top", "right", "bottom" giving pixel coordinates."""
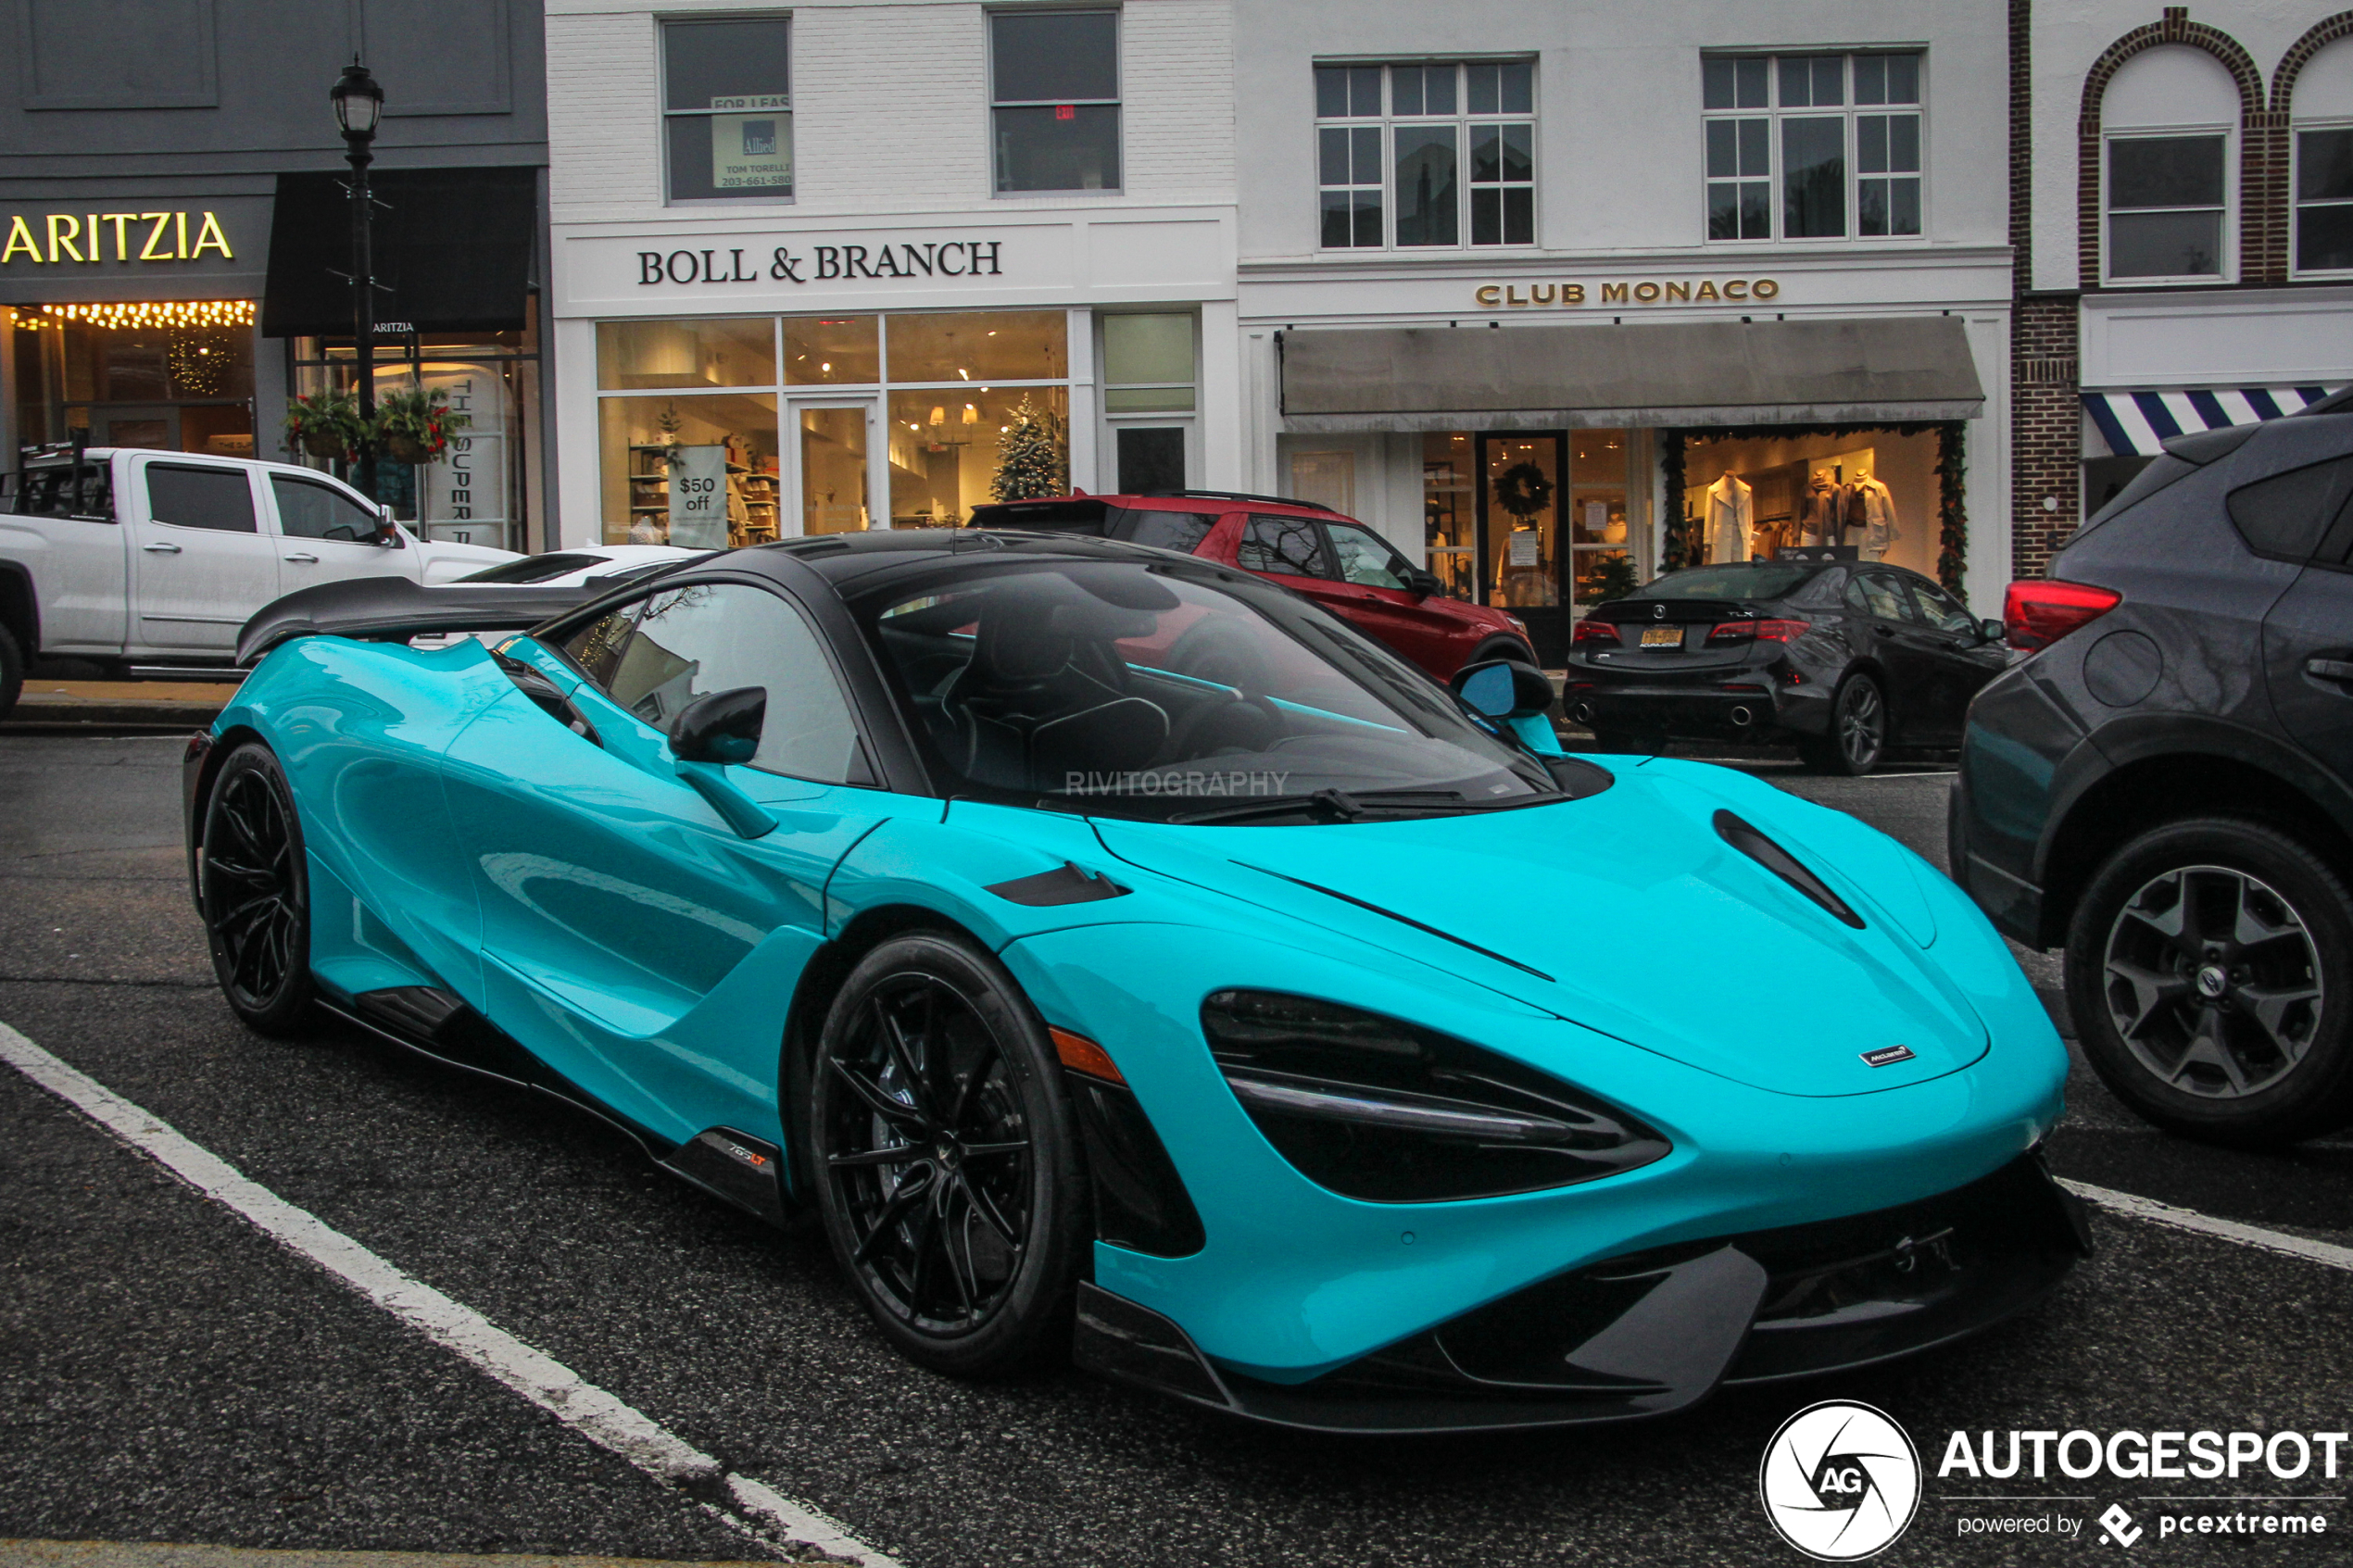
[{"left": 1562, "top": 559, "right": 2009, "bottom": 774}]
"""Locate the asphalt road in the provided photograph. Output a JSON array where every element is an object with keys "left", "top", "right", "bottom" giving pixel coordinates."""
[{"left": 5, "top": 734, "right": 2351, "bottom": 1567}]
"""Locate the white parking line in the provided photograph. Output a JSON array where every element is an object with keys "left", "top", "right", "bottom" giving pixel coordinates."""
[
  {"left": 0, "top": 1021, "right": 900, "bottom": 1568},
  {"left": 2061, "top": 1178, "right": 2353, "bottom": 1273}
]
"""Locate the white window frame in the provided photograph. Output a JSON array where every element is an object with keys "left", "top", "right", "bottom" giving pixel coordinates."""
[
  {"left": 1699, "top": 51, "right": 1927, "bottom": 246},
  {"left": 658, "top": 12, "right": 795, "bottom": 208},
  {"left": 988, "top": 6, "right": 1124, "bottom": 196},
  {"left": 1313, "top": 58, "right": 1539, "bottom": 253},
  {"left": 2101, "top": 124, "right": 2236, "bottom": 286},
  {"left": 2292, "top": 119, "right": 2353, "bottom": 279}
]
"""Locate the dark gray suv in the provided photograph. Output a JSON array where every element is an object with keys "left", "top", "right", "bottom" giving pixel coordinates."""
[{"left": 1951, "top": 391, "right": 2353, "bottom": 1145}]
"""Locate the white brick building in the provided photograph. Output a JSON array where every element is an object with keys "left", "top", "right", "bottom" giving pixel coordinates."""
[{"left": 545, "top": 0, "right": 1240, "bottom": 549}]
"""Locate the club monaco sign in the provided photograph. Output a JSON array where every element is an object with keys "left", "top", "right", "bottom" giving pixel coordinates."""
[
  {"left": 635, "top": 237, "right": 1007, "bottom": 288},
  {"left": 1474, "top": 276, "right": 1781, "bottom": 308}
]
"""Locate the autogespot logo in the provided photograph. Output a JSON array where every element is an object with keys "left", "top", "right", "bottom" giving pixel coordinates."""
[{"left": 1760, "top": 1400, "right": 1924, "bottom": 1561}]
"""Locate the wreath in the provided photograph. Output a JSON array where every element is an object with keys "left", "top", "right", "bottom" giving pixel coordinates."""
[{"left": 1494, "top": 460, "right": 1554, "bottom": 521}]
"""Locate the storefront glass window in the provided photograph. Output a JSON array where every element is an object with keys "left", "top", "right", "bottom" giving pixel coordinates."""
[
  {"left": 1568, "top": 431, "right": 1631, "bottom": 605},
  {"left": 598, "top": 393, "right": 781, "bottom": 546},
  {"left": 784, "top": 316, "right": 879, "bottom": 384},
  {"left": 596, "top": 318, "right": 775, "bottom": 390},
  {"left": 1101, "top": 313, "right": 1194, "bottom": 412},
  {"left": 1484, "top": 434, "right": 1560, "bottom": 608},
  {"left": 662, "top": 18, "right": 792, "bottom": 203},
  {"left": 1422, "top": 433, "right": 1476, "bottom": 597},
  {"left": 12, "top": 301, "right": 256, "bottom": 456},
  {"left": 991, "top": 10, "right": 1121, "bottom": 193},
  {"left": 886, "top": 310, "right": 1065, "bottom": 383},
  {"left": 887, "top": 386, "right": 1068, "bottom": 526},
  {"left": 1682, "top": 428, "right": 1938, "bottom": 580}
]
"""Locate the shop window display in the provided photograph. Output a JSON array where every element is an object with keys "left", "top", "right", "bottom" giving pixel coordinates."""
[
  {"left": 1680, "top": 429, "right": 1935, "bottom": 578},
  {"left": 12, "top": 301, "right": 256, "bottom": 456},
  {"left": 1421, "top": 433, "right": 1477, "bottom": 597},
  {"left": 597, "top": 309, "right": 1070, "bottom": 544}
]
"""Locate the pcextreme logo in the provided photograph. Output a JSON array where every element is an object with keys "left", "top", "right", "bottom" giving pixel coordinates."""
[{"left": 1760, "top": 1400, "right": 1923, "bottom": 1561}]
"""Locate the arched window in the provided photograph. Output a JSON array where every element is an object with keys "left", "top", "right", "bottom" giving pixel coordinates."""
[
  {"left": 2292, "top": 37, "right": 2353, "bottom": 274},
  {"left": 2102, "top": 45, "right": 2243, "bottom": 282}
]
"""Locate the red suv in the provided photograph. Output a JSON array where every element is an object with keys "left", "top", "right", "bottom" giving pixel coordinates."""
[{"left": 963, "top": 491, "right": 1538, "bottom": 679}]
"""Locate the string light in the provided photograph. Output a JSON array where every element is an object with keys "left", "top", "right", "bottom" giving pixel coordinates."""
[{"left": 17, "top": 300, "right": 257, "bottom": 331}]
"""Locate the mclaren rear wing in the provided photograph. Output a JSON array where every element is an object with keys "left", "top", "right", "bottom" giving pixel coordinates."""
[{"left": 236, "top": 577, "right": 597, "bottom": 667}]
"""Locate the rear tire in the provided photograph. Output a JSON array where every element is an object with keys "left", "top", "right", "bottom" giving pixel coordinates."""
[
  {"left": 198, "top": 743, "right": 317, "bottom": 1037},
  {"left": 799, "top": 932, "right": 1089, "bottom": 1377},
  {"left": 0, "top": 622, "right": 21, "bottom": 722},
  {"left": 1805, "top": 675, "right": 1886, "bottom": 775},
  {"left": 2066, "top": 817, "right": 2353, "bottom": 1147}
]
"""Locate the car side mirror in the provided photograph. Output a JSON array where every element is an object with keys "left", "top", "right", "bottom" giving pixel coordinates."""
[
  {"left": 670, "top": 686, "right": 774, "bottom": 838},
  {"left": 1403, "top": 566, "right": 1444, "bottom": 598},
  {"left": 1451, "top": 658, "right": 1554, "bottom": 720},
  {"left": 672, "top": 685, "right": 765, "bottom": 764},
  {"left": 1980, "top": 618, "right": 2006, "bottom": 644}
]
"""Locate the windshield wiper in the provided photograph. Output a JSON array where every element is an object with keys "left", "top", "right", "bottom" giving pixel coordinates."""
[{"left": 1168, "top": 787, "right": 1470, "bottom": 825}]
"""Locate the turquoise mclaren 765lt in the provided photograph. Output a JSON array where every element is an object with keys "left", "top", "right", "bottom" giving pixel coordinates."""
[{"left": 185, "top": 530, "right": 2086, "bottom": 1433}]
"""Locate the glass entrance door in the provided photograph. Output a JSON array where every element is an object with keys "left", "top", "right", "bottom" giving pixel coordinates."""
[
  {"left": 1476, "top": 432, "right": 1565, "bottom": 609},
  {"left": 791, "top": 401, "right": 875, "bottom": 535}
]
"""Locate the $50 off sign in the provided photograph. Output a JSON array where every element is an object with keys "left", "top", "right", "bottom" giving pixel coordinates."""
[{"left": 669, "top": 446, "right": 729, "bottom": 549}]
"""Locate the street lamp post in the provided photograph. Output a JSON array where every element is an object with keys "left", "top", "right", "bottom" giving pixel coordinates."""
[{"left": 330, "top": 62, "right": 384, "bottom": 501}]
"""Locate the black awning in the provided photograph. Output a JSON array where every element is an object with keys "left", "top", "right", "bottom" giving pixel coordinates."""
[{"left": 262, "top": 166, "right": 539, "bottom": 338}]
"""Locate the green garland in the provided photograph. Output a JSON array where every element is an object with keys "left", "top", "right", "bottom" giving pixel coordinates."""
[{"left": 1667, "top": 420, "right": 1969, "bottom": 594}]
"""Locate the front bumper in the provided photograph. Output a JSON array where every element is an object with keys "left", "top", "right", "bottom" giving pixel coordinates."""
[{"left": 1076, "top": 1152, "right": 2088, "bottom": 1433}]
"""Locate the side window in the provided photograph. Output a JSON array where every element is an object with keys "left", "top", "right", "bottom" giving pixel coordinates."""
[
  {"left": 1114, "top": 508, "right": 1216, "bottom": 554},
  {"left": 271, "top": 476, "right": 384, "bottom": 542},
  {"left": 606, "top": 583, "right": 866, "bottom": 784},
  {"left": 1792, "top": 566, "right": 1848, "bottom": 607},
  {"left": 1238, "top": 513, "right": 1332, "bottom": 578},
  {"left": 559, "top": 600, "right": 647, "bottom": 689},
  {"left": 1847, "top": 571, "right": 1914, "bottom": 621},
  {"left": 145, "top": 464, "right": 256, "bottom": 533},
  {"left": 1904, "top": 575, "right": 1977, "bottom": 633},
  {"left": 2227, "top": 458, "right": 2352, "bottom": 561},
  {"left": 1326, "top": 521, "right": 1411, "bottom": 588}
]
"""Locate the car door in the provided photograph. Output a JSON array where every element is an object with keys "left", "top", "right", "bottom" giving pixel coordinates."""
[
  {"left": 441, "top": 577, "right": 892, "bottom": 1142},
  {"left": 1320, "top": 518, "right": 1466, "bottom": 671},
  {"left": 267, "top": 471, "right": 414, "bottom": 591},
  {"left": 1897, "top": 572, "right": 2010, "bottom": 737},
  {"left": 123, "top": 457, "right": 278, "bottom": 656},
  {"left": 1844, "top": 569, "right": 1944, "bottom": 739},
  {"left": 2256, "top": 457, "right": 2353, "bottom": 782}
]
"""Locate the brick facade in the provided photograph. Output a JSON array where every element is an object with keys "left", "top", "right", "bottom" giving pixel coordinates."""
[{"left": 2010, "top": 296, "right": 2082, "bottom": 580}]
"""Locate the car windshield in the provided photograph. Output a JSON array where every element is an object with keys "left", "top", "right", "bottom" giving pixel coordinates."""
[
  {"left": 1629, "top": 562, "right": 1824, "bottom": 602},
  {"left": 858, "top": 559, "right": 1559, "bottom": 821}
]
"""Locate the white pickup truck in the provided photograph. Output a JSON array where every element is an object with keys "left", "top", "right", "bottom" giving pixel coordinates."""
[{"left": 0, "top": 445, "right": 517, "bottom": 718}]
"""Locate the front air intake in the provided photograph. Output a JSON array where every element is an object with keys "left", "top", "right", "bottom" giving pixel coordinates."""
[{"left": 1713, "top": 809, "right": 1865, "bottom": 929}]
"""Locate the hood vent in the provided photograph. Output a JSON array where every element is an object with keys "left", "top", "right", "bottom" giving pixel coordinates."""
[{"left": 1713, "top": 810, "right": 1865, "bottom": 930}]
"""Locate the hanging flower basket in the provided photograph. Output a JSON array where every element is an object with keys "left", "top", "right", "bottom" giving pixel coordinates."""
[
  {"left": 372, "top": 385, "right": 472, "bottom": 466},
  {"left": 283, "top": 389, "right": 366, "bottom": 463}
]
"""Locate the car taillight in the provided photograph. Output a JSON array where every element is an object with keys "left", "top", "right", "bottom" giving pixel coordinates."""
[
  {"left": 1572, "top": 620, "right": 1620, "bottom": 647},
  {"left": 2004, "top": 580, "right": 2121, "bottom": 653},
  {"left": 1706, "top": 618, "right": 1809, "bottom": 644}
]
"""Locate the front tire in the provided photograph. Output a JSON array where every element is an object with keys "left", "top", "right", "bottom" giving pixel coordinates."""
[
  {"left": 0, "top": 621, "right": 21, "bottom": 721},
  {"left": 198, "top": 743, "right": 317, "bottom": 1036},
  {"left": 2066, "top": 818, "right": 2353, "bottom": 1146},
  {"left": 799, "top": 932, "right": 1089, "bottom": 1376}
]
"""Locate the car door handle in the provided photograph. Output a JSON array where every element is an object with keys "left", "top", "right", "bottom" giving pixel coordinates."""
[
  {"left": 283, "top": 552, "right": 319, "bottom": 564},
  {"left": 141, "top": 541, "right": 182, "bottom": 554},
  {"left": 2306, "top": 657, "right": 2353, "bottom": 684},
  {"left": 1873, "top": 624, "right": 1894, "bottom": 636}
]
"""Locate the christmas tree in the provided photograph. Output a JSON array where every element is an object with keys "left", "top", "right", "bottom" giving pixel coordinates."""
[{"left": 989, "top": 397, "right": 1067, "bottom": 503}]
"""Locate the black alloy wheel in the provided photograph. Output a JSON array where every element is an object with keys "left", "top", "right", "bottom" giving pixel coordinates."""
[
  {"left": 2068, "top": 818, "right": 2353, "bottom": 1146},
  {"left": 1803, "top": 673, "right": 1886, "bottom": 776},
  {"left": 802, "top": 932, "right": 1088, "bottom": 1375},
  {"left": 199, "top": 744, "right": 317, "bottom": 1035}
]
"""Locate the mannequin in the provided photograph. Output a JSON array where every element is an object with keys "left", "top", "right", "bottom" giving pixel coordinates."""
[
  {"left": 1851, "top": 472, "right": 1897, "bottom": 561},
  {"left": 1705, "top": 473, "right": 1753, "bottom": 563},
  {"left": 1800, "top": 471, "right": 1841, "bottom": 546}
]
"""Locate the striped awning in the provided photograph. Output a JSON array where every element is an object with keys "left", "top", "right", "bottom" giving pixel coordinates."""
[{"left": 2084, "top": 386, "right": 2338, "bottom": 457}]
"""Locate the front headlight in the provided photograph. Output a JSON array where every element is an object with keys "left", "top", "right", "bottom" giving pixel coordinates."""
[{"left": 1202, "top": 991, "right": 1669, "bottom": 1202}]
